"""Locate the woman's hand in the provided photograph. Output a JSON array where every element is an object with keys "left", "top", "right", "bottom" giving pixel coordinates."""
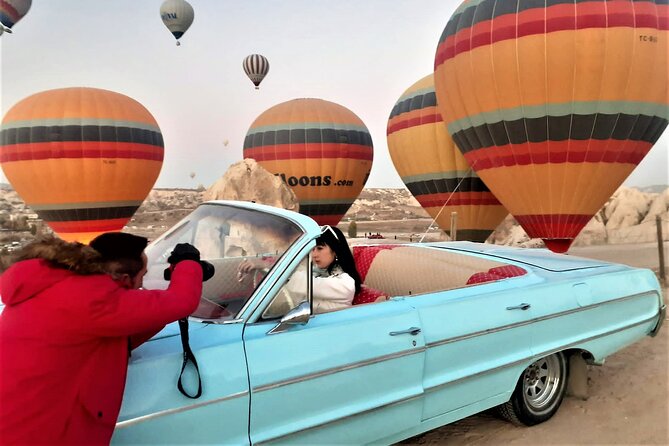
[{"left": 236, "top": 258, "right": 267, "bottom": 282}]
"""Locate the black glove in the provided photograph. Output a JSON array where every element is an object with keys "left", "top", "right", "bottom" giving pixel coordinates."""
[
  {"left": 163, "top": 243, "right": 215, "bottom": 282},
  {"left": 167, "top": 243, "right": 201, "bottom": 265}
]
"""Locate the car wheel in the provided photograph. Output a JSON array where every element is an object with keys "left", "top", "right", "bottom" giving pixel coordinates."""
[{"left": 498, "top": 351, "right": 569, "bottom": 426}]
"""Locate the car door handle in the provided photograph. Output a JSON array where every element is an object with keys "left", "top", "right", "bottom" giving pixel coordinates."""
[
  {"left": 389, "top": 327, "right": 421, "bottom": 336},
  {"left": 506, "top": 303, "right": 531, "bottom": 311}
]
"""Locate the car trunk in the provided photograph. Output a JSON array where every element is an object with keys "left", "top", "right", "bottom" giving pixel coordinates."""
[{"left": 434, "top": 242, "right": 611, "bottom": 272}]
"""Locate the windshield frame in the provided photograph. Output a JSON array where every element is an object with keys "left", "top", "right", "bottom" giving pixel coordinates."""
[{"left": 145, "top": 200, "right": 319, "bottom": 324}]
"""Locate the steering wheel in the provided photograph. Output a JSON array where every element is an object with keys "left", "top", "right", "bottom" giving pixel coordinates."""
[{"left": 252, "top": 268, "right": 268, "bottom": 289}]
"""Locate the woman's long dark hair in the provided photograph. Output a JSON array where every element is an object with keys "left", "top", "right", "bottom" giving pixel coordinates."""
[{"left": 316, "top": 226, "right": 362, "bottom": 293}]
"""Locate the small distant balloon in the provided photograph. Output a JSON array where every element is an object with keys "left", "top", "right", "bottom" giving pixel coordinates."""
[
  {"left": 243, "top": 54, "right": 270, "bottom": 89},
  {"left": 189, "top": 172, "right": 196, "bottom": 179},
  {"left": 223, "top": 139, "right": 229, "bottom": 147},
  {"left": 0, "top": 0, "right": 31, "bottom": 30},
  {"left": 160, "top": 0, "right": 194, "bottom": 46}
]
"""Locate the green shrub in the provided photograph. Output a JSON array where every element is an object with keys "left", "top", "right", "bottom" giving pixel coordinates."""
[{"left": 348, "top": 220, "right": 357, "bottom": 238}]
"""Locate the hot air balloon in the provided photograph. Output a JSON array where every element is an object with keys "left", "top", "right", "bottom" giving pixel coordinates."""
[
  {"left": 434, "top": 0, "right": 668, "bottom": 253},
  {"left": 0, "top": 87, "right": 164, "bottom": 243},
  {"left": 160, "top": 0, "right": 194, "bottom": 46},
  {"left": 243, "top": 54, "right": 270, "bottom": 89},
  {"left": 388, "top": 74, "right": 507, "bottom": 242},
  {"left": 0, "top": 0, "right": 31, "bottom": 30},
  {"left": 244, "top": 98, "right": 373, "bottom": 225}
]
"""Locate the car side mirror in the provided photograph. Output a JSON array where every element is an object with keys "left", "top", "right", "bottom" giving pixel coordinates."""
[{"left": 267, "top": 300, "right": 311, "bottom": 335}]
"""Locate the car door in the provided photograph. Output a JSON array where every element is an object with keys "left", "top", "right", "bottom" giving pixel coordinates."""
[
  {"left": 112, "top": 322, "right": 250, "bottom": 444},
  {"left": 242, "top": 255, "right": 427, "bottom": 445},
  {"left": 410, "top": 280, "right": 537, "bottom": 422}
]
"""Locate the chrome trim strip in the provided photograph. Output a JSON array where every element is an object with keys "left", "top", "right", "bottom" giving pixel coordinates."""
[
  {"left": 188, "top": 317, "right": 244, "bottom": 325},
  {"left": 424, "top": 314, "right": 657, "bottom": 393},
  {"left": 538, "top": 313, "right": 657, "bottom": 357},
  {"left": 114, "top": 390, "right": 249, "bottom": 429},
  {"left": 427, "top": 291, "right": 660, "bottom": 349},
  {"left": 256, "top": 392, "right": 423, "bottom": 445},
  {"left": 650, "top": 304, "right": 666, "bottom": 337},
  {"left": 221, "top": 318, "right": 245, "bottom": 325},
  {"left": 254, "top": 347, "right": 426, "bottom": 393}
]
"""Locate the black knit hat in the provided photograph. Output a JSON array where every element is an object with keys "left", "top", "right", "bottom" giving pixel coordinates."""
[{"left": 89, "top": 232, "right": 148, "bottom": 261}]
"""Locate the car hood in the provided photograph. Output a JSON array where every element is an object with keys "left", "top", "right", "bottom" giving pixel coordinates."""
[{"left": 432, "top": 242, "right": 612, "bottom": 272}]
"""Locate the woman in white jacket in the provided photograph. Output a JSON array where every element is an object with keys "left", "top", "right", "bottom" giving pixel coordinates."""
[
  {"left": 310, "top": 225, "right": 362, "bottom": 313},
  {"left": 238, "top": 225, "right": 362, "bottom": 314}
]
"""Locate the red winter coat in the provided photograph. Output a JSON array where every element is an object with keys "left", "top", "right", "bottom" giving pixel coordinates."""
[{"left": 0, "top": 259, "right": 203, "bottom": 445}]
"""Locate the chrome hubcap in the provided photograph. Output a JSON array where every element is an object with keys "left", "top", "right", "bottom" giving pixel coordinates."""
[{"left": 523, "top": 354, "right": 562, "bottom": 410}]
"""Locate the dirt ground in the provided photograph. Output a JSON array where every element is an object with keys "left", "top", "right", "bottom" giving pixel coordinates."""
[{"left": 397, "top": 242, "right": 668, "bottom": 446}]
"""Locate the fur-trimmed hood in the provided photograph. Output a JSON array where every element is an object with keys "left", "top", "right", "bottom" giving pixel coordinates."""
[{"left": 1, "top": 237, "right": 107, "bottom": 306}]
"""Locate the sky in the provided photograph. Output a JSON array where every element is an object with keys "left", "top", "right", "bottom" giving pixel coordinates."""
[{"left": 1, "top": 0, "right": 667, "bottom": 190}]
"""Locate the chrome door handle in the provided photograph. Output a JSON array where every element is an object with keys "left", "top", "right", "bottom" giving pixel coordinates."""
[
  {"left": 506, "top": 303, "right": 531, "bottom": 311},
  {"left": 389, "top": 327, "right": 421, "bottom": 336}
]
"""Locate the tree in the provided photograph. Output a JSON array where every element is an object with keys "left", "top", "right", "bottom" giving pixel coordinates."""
[{"left": 348, "top": 220, "right": 357, "bottom": 239}]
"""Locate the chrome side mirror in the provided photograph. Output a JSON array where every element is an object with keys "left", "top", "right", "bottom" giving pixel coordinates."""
[{"left": 267, "top": 300, "right": 311, "bottom": 335}]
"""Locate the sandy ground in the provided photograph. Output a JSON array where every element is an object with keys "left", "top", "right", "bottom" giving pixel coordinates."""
[{"left": 398, "top": 243, "right": 668, "bottom": 445}]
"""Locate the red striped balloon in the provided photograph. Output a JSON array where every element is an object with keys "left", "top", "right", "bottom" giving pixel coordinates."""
[
  {"left": 434, "top": 0, "right": 668, "bottom": 252},
  {"left": 243, "top": 98, "right": 373, "bottom": 225},
  {"left": 387, "top": 74, "right": 507, "bottom": 242},
  {"left": 0, "top": 87, "right": 164, "bottom": 243}
]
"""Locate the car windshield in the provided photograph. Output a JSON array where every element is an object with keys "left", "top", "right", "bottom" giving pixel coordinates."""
[{"left": 144, "top": 203, "right": 303, "bottom": 320}]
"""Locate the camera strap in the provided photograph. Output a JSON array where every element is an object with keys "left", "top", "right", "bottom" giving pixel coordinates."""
[{"left": 177, "top": 318, "right": 202, "bottom": 399}]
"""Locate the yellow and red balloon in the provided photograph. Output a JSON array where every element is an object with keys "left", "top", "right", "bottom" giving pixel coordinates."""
[
  {"left": 388, "top": 74, "right": 507, "bottom": 242},
  {"left": 0, "top": 0, "right": 31, "bottom": 29},
  {"left": 0, "top": 87, "right": 164, "bottom": 243},
  {"left": 244, "top": 98, "right": 373, "bottom": 225},
  {"left": 434, "top": 0, "right": 668, "bottom": 252}
]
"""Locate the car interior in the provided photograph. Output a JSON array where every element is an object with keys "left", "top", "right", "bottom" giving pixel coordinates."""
[{"left": 191, "top": 245, "right": 528, "bottom": 320}]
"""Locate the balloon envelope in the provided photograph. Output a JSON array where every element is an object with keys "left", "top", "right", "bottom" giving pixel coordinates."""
[
  {"left": 434, "top": 0, "right": 668, "bottom": 253},
  {"left": 0, "top": 0, "right": 31, "bottom": 29},
  {"left": 243, "top": 98, "right": 373, "bottom": 225},
  {"left": 160, "top": 0, "right": 194, "bottom": 44},
  {"left": 387, "top": 74, "right": 507, "bottom": 242},
  {"left": 243, "top": 54, "right": 270, "bottom": 89},
  {"left": 0, "top": 87, "right": 164, "bottom": 243}
]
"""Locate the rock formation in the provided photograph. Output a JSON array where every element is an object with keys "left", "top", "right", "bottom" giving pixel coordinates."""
[
  {"left": 488, "top": 186, "right": 669, "bottom": 248},
  {"left": 203, "top": 159, "right": 299, "bottom": 212},
  {"left": 604, "top": 187, "right": 652, "bottom": 229}
]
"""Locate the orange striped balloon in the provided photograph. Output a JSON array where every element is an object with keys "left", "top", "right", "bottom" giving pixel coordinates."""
[
  {"left": 243, "top": 98, "right": 373, "bottom": 226},
  {"left": 434, "top": 0, "right": 668, "bottom": 253},
  {"left": 0, "top": 87, "right": 164, "bottom": 243},
  {"left": 387, "top": 74, "right": 507, "bottom": 242}
]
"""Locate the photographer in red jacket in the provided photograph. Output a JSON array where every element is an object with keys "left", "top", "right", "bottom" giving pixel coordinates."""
[{"left": 0, "top": 233, "right": 213, "bottom": 445}]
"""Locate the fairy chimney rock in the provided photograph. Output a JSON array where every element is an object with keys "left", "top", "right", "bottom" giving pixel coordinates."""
[{"left": 204, "top": 159, "right": 299, "bottom": 212}]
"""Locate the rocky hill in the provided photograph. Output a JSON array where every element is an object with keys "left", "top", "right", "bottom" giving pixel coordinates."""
[{"left": 1, "top": 184, "right": 667, "bottom": 249}]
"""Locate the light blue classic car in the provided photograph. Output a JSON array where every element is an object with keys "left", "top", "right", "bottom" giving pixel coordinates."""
[{"left": 113, "top": 201, "right": 665, "bottom": 445}]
